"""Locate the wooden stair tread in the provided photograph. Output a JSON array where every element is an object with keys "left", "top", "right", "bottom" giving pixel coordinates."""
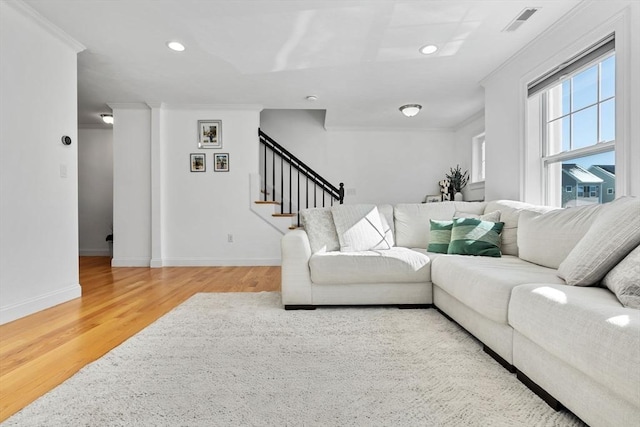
[
  {"left": 272, "top": 213, "right": 296, "bottom": 217},
  {"left": 254, "top": 200, "right": 280, "bottom": 205}
]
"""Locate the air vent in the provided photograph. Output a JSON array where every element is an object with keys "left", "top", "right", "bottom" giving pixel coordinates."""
[{"left": 503, "top": 7, "right": 539, "bottom": 32}]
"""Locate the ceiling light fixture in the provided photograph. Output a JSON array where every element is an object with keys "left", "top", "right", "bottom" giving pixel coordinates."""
[
  {"left": 101, "top": 114, "right": 114, "bottom": 124},
  {"left": 306, "top": 95, "right": 318, "bottom": 101},
  {"left": 167, "top": 41, "right": 185, "bottom": 52},
  {"left": 399, "top": 104, "right": 422, "bottom": 117},
  {"left": 419, "top": 44, "right": 438, "bottom": 55}
]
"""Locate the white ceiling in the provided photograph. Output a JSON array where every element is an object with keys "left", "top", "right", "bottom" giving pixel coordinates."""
[{"left": 24, "top": 0, "right": 582, "bottom": 129}]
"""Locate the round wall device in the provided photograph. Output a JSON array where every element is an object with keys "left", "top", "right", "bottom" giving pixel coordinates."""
[{"left": 61, "top": 135, "right": 72, "bottom": 145}]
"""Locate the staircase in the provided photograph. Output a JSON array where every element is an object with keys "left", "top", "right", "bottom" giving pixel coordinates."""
[{"left": 251, "top": 129, "right": 344, "bottom": 234}]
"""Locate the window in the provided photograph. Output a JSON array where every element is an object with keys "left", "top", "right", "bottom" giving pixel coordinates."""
[
  {"left": 527, "top": 35, "right": 615, "bottom": 207},
  {"left": 471, "top": 133, "right": 485, "bottom": 183}
]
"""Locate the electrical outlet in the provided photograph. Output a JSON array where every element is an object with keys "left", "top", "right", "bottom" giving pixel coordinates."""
[{"left": 227, "top": 234, "right": 233, "bottom": 243}]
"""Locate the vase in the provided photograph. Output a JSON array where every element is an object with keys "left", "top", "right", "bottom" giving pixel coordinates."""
[{"left": 454, "top": 192, "right": 463, "bottom": 201}]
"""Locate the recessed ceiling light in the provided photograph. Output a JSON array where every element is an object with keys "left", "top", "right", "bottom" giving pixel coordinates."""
[
  {"left": 419, "top": 44, "right": 438, "bottom": 55},
  {"left": 167, "top": 41, "right": 185, "bottom": 52}
]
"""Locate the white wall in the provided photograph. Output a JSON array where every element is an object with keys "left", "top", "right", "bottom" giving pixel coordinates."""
[
  {"left": 482, "top": 1, "right": 640, "bottom": 201},
  {"left": 111, "top": 104, "right": 281, "bottom": 267},
  {"left": 78, "top": 128, "right": 113, "bottom": 256},
  {"left": 0, "top": 1, "right": 83, "bottom": 324},
  {"left": 111, "top": 105, "right": 152, "bottom": 266},
  {"left": 453, "top": 113, "right": 485, "bottom": 202},
  {"left": 260, "top": 109, "right": 458, "bottom": 205}
]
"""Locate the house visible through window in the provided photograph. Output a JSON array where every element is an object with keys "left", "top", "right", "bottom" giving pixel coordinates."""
[{"left": 527, "top": 35, "right": 615, "bottom": 207}]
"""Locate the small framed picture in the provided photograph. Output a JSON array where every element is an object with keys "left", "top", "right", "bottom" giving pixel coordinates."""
[
  {"left": 197, "top": 120, "right": 222, "bottom": 149},
  {"left": 190, "top": 153, "right": 206, "bottom": 172},
  {"left": 214, "top": 153, "right": 229, "bottom": 172},
  {"left": 425, "top": 195, "right": 441, "bottom": 203}
]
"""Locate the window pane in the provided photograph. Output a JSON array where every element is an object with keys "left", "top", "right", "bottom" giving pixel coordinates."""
[
  {"left": 572, "top": 106, "right": 597, "bottom": 149},
  {"left": 600, "top": 98, "right": 615, "bottom": 142},
  {"left": 547, "top": 81, "right": 571, "bottom": 121},
  {"left": 547, "top": 116, "right": 570, "bottom": 154},
  {"left": 600, "top": 55, "right": 615, "bottom": 100},
  {"left": 572, "top": 65, "right": 598, "bottom": 111},
  {"left": 553, "top": 151, "right": 615, "bottom": 208}
]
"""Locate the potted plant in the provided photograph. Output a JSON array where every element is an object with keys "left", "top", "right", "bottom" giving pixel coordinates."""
[{"left": 446, "top": 165, "right": 469, "bottom": 201}]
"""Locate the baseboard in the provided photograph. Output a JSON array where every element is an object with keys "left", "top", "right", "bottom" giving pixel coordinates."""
[
  {"left": 284, "top": 305, "right": 317, "bottom": 310},
  {"left": 79, "top": 249, "right": 111, "bottom": 256},
  {"left": 160, "top": 258, "right": 281, "bottom": 267},
  {"left": 516, "top": 370, "right": 564, "bottom": 411},
  {"left": 111, "top": 257, "right": 151, "bottom": 267},
  {"left": 0, "top": 284, "right": 82, "bottom": 325}
]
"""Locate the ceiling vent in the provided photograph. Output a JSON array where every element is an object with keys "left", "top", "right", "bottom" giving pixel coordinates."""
[{"left": 503, "top": 8, "right": 539, "bottom": 32}]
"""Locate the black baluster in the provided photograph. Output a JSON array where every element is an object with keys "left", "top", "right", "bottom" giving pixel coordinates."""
[{"left": 280, "top": 156, "right": 284, "bottom": 214}]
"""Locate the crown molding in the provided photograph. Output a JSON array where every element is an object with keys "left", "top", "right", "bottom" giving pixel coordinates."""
[
  {"left": 107, "top": 102, "right": 150, "bottom": 110},
  {"left": 161, "top": 103, "right": 264, "bottom": 112},
  {"left": 452, "top": 109, "right": 485, "bottom": 132},
  {"left": 4, "top": 0, "right": 85, "bottom": 53}
]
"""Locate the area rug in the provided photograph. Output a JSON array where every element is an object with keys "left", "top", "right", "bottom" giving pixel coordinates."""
[{"left": 3, "top": 292, "right": 584, "bottom": 426}]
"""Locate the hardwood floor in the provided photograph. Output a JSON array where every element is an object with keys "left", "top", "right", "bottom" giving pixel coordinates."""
[{"left": 0, "top": 257, "right": 281, "bottom": 422}]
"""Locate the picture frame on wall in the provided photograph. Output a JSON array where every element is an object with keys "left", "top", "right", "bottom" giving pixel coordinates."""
[
  {"left": 190, "top": 153, "right": 206, "bottom": 172},
  {"left": 425, "top": 195, "right": 441, "bottom": 203},
  {"left": 214, "top": 153, "right": 229, "bottom": 172},
  {"left": 197, "top": 120, "right": 222, "bottom": 149}
]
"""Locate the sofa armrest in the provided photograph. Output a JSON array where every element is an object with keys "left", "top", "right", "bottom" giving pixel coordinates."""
[{"left": 281, "top": 229, "right": 314, "bottom": 306}]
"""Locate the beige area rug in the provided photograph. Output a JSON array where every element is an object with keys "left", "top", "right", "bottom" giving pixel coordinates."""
[{"left": 3, "top": 292, "right": 584, "bottom": 426}]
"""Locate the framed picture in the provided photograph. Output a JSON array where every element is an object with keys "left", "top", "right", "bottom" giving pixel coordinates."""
[
  {"left": 214, "top": 153, "right": 229, "bottom": 172},
  {"left": 425, "top": 195, "right": 441, "bottom": 203},
  {"left": 197, "top": 120, "right": 222, "bottom": 149},
  {"left": 190, "top": 153, "right": 206, "bottom": 172}
]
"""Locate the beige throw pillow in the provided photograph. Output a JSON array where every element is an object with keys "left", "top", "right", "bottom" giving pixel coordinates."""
[
  {"left": 558, "top": 197, "right": 640, "bottom": 286},
  {"left": 602, "top": 245, "right": 640, "bottom": 309}
]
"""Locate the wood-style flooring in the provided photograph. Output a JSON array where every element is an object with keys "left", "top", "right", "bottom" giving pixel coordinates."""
[{"left": 0, "top": 257, "right": 281, "bottom": 422}]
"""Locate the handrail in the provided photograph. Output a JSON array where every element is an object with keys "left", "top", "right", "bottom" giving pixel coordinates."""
[
  {"left": 258, "top": 129, "right": 344, "bottom": 225},
  {"left": 259, "top": 129, "right": 344, "bottom": 203}
]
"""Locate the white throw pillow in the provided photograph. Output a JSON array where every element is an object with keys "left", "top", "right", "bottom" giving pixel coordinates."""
[
  {"left": 558, "top": 197, "right": 640, "bottom": 286},
  {"left": 299, "top": 208, "right": 340, "bottom": 254},
  {"left": 332, "top": 204, "right": 392, "bottom": 252},
  {"left": 518, "top": 204, "right": 604, "bottom": 269},
  {"left": 602, "top": 245, "right": 640, "bottom": 309},
  {"left": 454, "top": 210, "right": 501, "bottom": 223}
]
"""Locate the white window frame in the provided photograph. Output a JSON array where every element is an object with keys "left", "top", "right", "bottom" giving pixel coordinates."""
[
  {"left": 471, "top": 132, "right": 486, "bottom": 184},
  {"left": 522, "top": 17, "right": 630, "bottom": 207}
]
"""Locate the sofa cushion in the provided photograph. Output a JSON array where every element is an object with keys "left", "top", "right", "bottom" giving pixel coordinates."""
[
  {"left": 602, "top": 245, "right": 640, "bottom": 309},
  {"left": 332, "top": 205, "right": 392, "bottom": 252},
  {"left": 299, "top": 208, "right": 340, "bottom": 254},
  {"left": 484, "top": 200, "right": 553, "bottom": 256},
  {"left": 509, "top": 283, "right": 640, "bottom": 407},
  {"left": 432, "top": 255, "right": 565, "bottom": 324},
  {"left": 394, "top": 202, "right": 486, "bottom": 249},
  {"left": 309, "top": 247, "right": 431, "bottom": 284},
  {"left": 427, "top": 220, "right": 453, "bottom": 253},
  {"left": 518, "top": 204, "right": 604, "bottom": 269},
  {"left": 447, "top": 217, "right": 504, "bottom": 257},
  {"left": 558, "top": 197, "right": 640, "bottom": 286}
]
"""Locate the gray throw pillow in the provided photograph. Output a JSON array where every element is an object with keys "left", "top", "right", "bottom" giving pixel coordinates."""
[
  {"left": 602, "top": 245, "right": 640, "bottom": 309},
  {"left": 299, "top": 208, "right": 340, "bottom": 254},
  {"left": 558, "top": 197, "right": 640, "bottom": 286}
]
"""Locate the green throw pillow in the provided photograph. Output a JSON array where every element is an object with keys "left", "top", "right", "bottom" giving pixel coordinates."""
[
  {"left": 427, "top": 220, "right": 453, "bottom": 253},
  {"left": 448, "top": 217, "right": 505, "bottom": 257}
]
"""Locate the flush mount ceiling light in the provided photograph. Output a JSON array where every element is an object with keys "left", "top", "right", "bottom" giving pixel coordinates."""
[
  {"left": 100, "top": 114, "right": 114, "bottom": 124},
  {"left": 167, "top": 41, "right": 185, "bottom": 52},
  {"left": 399, "top": 104, "right": 422, "bottom": 117},
  {"left": 419, "top": 44, "right": 438, "bottom": 55},
  {"left": 306, "top": 95, "right": 318, "bottom": 101}
]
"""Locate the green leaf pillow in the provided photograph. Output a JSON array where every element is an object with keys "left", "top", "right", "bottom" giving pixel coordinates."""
[
  {"left": 427, "top": 220, "right": 453, "bottom": 253},
  {"left": 448, "top": 217, "right": 505, "bottom": 257}
]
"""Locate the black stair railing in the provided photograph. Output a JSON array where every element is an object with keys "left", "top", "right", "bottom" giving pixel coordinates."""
[{"left": 259, "top": 129, "right": 344, "bottom": 226}]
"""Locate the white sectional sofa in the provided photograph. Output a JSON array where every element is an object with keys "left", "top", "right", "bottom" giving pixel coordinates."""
[{"left": 280, "top": 198, "right": 640, "bottom": 427}]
